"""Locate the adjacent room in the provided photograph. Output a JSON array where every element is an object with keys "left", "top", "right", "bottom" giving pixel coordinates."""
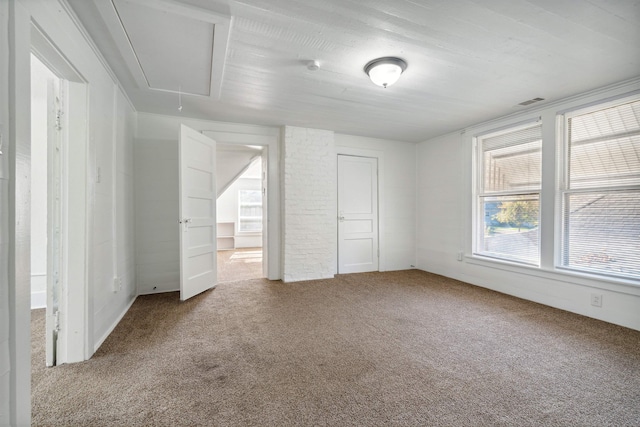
[
  {"left": 215, "top": 146, "right": 265, "bottom": 283},
  {"left": 1, "top": 0, "right": 639, "bottom": 425}
]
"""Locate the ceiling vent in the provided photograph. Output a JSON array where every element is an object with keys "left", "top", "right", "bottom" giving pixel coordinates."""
[{"left": 518, "top": 97, "right": 545, "bottom": 106}]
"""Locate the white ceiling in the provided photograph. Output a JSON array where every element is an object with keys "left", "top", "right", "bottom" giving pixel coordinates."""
[{"left": 67, "top": 0, "right": 640, "bottom": 143}]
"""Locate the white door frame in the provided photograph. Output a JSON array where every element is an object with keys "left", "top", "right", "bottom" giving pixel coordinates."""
[
  {"left": 335, "top": 146, "right": 386, "bottom": 272},
  {"left": 44, "top": 70, "right": 62, "bottom": 367},
  {"left": 202, "top": 129, "right": 280, "bottom": 280},
  {"left": 6, "top": 5, "right": 89, "bottom": 424},
  {"left": 31, "top": 21, "right": 89, "bottom": 364}
]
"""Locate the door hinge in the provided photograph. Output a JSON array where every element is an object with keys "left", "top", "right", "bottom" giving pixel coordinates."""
[{"left": 55, "top": 109, "right": 63, "bottom": 131}]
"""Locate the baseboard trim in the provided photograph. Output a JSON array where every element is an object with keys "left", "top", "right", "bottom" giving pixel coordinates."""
[
  {"left": 137, "top": 288, "right": 179, "bottom": 296},
  {"left": 94, "top": 296, "right": 137, "bottom": 353}
]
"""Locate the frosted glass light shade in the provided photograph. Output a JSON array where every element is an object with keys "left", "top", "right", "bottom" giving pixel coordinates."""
[{"left": 364, "top": 57, "right": 407, "bottom": 88}]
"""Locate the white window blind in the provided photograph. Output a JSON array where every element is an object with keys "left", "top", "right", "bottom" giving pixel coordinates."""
[
  {"left": 561, "top": 98, "right": 640, "bottom": 279},
  {"left": 476, "top": 122, "right": 542, "bottom": 265},
  {"left": 238, "top": 189, "right": 262, "bottom": 232}
]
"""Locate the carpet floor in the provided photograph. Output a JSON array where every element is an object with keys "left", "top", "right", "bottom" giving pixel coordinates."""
[
  {"left": 217, "top": 248, "right": 263, "bottom": 283},
  {"left": 31, "top": 270, "right": 640, "bottom": 426}
]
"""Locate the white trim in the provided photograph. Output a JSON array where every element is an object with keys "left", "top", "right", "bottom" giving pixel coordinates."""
[
  {"left": 335, "top": 146, "right": 386, "bottom": 271},
  {"left": 8, "top": 2, "right": 34, "bottom": 424},
  {"left": 111, "top": 83, "right": 118, "bottom": 292},
  {"left": 465, "top": 255, "right": 640, "bottom": 295},
  {"left": 93, "top": 296, "right": 136, "bottom": 353},
  {"left": 51, "top": 64, "right": 89, "bottom": 365},
  {"left": 474, "top": 116, "right": 542, "bottom": 139},
  {"left": 558, "top": 89, "right": 640, "bottom": 117}
]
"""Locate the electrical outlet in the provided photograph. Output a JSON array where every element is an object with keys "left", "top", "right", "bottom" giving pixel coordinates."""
[
  {"left": 457, "top": 252, "right": 463, "bottom": 261},
  {"left": 591, "top": 294, "right": 603, "bottom": 307}
]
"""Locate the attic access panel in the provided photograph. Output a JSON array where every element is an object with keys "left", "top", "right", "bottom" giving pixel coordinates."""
[{"left": 112, "top": 0, "right": 216, "bottom": 96}]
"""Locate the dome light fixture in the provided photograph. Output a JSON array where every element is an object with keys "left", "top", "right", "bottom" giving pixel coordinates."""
[{"left": 364, "top": 57, "right": 407, "bottom": 88}]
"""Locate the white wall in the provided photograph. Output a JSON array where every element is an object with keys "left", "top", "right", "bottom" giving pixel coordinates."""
[
  {"left": 335, "top": 133, "right": 417, "bottom": 271},
  {"left": 281, "top": 126, "right": 336, "bottom": 282},
  {"left": 417, "top": 79, "right": 640, "bottom": 331},
  {"left": 278, "top": 128, "right": 417, "bottom": 280},
  {"left": 135, "top": 113, "right": 281, "bottom": 294},
  {"left": 92, "top": 86, "right": 137, "bottom": 349},
  {"left": 136, "top": 119, "right": 417, "bottom": 287}
]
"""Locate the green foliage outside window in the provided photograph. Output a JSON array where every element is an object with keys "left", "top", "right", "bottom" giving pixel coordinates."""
[{"left": 493, "top": 200, "right": 538, "bottom": 231}]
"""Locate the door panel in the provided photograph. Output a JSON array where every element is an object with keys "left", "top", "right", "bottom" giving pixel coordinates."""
[
  {"left": 338, "top": 155, "right": 379, "bottom": 274},
  {"left": 179, "top": 125, "right": 217, "bottom": 301}
]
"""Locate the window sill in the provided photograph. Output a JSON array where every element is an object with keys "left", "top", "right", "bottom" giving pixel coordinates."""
[{"left": 466, "top": 254, "right": 640, "bottom": 296}]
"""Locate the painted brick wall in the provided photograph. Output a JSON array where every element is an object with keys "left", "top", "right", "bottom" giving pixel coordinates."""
[{"left": 282, "top": 126, "right": 336, "bottom": 282}]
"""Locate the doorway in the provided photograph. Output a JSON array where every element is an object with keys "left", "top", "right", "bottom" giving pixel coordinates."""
[
  {"left": 30, "top": 21, "right": 90, "bottom": 365},
  {"left": 30, "top": 53, "right": 63, "bottom": 367},
  {"left": 337, "top": 154, "right": 379, "bottom": 274},
  {"left": 216, "top": 144, "right": 266, "bottom": 282}
]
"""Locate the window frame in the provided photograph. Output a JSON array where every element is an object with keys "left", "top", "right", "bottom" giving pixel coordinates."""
[
  {"left": 555, "top": 93, "right": 640, "bottom": 281},
  {"left": 473, "top": 118, "right": 543, "bottom": 266}
]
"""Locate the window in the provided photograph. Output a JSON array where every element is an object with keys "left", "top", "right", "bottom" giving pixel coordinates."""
[
  {"left": 238, "top": 189, "right": 262, "bottom": 232},
  {"left": 559, "top": 97, "right": 640, "bottom": 280},
  {"left": 475, "top": 122, "right": 542, "bottom": 265}
]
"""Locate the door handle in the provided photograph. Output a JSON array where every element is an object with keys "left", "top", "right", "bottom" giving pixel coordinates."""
[{"left": 338, "top": 216, "right": 345, "bottom": 222}]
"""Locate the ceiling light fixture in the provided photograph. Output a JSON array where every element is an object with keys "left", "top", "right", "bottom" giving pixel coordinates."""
[{"left": 364, "top": 57, "right": 407, "bottom": 88}]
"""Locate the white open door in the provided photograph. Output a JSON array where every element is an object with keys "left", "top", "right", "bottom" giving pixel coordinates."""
[
  {"left": 179, "top": 125, "right": 217, "bottom": 301},
  {"left": 337, "top": 155, "right": 379, "bottom": 274}
]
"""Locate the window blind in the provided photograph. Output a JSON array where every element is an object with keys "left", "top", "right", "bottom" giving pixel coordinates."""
[
  {"left": 562, "top": 99, "right": 640, "bottom": 279},
  {"left": 568, "top": 100, "right": 640, "bottom": 189},
  {"left": 476, "top": 123, "right": 542, "bottom": 265},
  {"left": 482, "top": 124, "right": 542, "bottom": 193}
]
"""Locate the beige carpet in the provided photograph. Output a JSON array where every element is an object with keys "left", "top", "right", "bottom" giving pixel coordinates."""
[
  {"left": 217, "top": 248, "right": 263, "bottom": 283},
  {"left": 31, "top": 270, "right": 640, "bottom": 426}
]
